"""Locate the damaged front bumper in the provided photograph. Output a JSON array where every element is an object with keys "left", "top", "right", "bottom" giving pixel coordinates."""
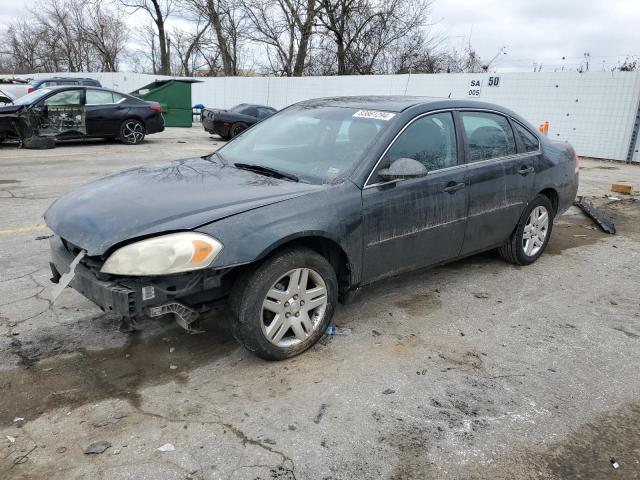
[{"left": 48, "top": 235, "right": 228, "bottom": 329}]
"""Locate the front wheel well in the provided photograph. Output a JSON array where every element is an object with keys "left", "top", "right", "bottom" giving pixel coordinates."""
[{"left": 227, "top": 236, "right": 353, "bottom": 302}]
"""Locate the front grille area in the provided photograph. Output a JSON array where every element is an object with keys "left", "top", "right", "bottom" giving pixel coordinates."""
[{"left": 60, "top": 237, "right": 104, "bottom": 273}]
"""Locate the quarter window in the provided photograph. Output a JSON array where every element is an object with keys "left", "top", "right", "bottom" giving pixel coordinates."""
[
  {"left": 514, "top": 122, "right": 539, "bottom": 152},
  {"left": 86, "top": 90, "right": 114, "bottom": 105},
  {"left": 257, "top": 107, "right": 274, "bottom": 119},
  {"left": 461, "top": 112, "right": 516, "bottom": 162},
  {"left": 384, "top": 112, "right": 458, "bottom": 171}
]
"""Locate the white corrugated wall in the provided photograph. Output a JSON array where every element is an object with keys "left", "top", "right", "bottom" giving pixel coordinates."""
[{"left": 6, "top": 71, "right": 640, "bottom": 162}]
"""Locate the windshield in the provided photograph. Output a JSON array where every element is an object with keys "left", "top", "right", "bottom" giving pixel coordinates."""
[
  {"left": 11, "top": 88, "right": 53, "bottom": 105},
  {"left": 217, "top": 105, "right": 395, "bottom": 184}
]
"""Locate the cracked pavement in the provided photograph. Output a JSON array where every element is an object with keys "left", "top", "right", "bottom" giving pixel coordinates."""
[{"left": 1, "top": 129, "right": 640, "bottom": 479}]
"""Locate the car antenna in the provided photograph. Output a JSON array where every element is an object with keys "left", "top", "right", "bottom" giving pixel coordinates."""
[{"left": 448, "top": 92, "right": 452, "bottom": 98}]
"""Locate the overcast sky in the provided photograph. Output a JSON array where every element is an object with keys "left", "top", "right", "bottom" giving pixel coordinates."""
[{"left": 1, "top": 0, "right": 639, "bottom": 72}]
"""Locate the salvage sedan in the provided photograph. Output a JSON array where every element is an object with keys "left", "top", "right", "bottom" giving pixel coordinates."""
[
  {"left": 0, "top": 86, "right": 164, "bottom": 148},
  {"left": 202, "top": 103, "right": 276, "bottom": 139},
  {"left": 45, "top": 96, "right": 579, "bottom": 360}
]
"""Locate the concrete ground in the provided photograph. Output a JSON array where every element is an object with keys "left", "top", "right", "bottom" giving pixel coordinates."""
[{"left": 1, "top": 127, "right": 639, "bottom": 479}]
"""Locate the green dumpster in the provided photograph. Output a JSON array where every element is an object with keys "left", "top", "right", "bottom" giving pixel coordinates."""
[{"left": 130, "top": 79, "right": 200, "bottom": 127}]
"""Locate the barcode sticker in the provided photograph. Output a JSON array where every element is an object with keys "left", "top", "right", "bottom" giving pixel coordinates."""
[{"left": 352, "top": 110, "right": 396, "bottom": 121}]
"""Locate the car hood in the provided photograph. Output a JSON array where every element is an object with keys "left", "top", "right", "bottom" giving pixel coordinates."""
[
  {"left": 44, "top": 157, "right": 322, "bottom": 255},
  {"left": 0, "top": 104, "right": 23, "bottom": 114}
]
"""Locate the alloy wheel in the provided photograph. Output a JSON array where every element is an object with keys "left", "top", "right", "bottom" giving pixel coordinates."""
[
  {"left": 522, "top": 205, "right": 549, "bottom": 256},
  {"left": 122, "top": 121, "right": 144, "bottom": 144},
  {"left": 261, "top": 268, "right": 328, "bottom": 347}
]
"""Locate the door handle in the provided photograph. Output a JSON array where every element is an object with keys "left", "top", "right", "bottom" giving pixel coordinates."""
[
  {"left": 519, "top": 165, "right": 535, "bottom": 175},
  {"left": 444, "top": 182, "right": 465, "bottom": 193}
]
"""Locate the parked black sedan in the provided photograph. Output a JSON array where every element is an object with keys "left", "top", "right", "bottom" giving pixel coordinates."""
[
  {"left": 0, "top": 86, "right": 164, "bottom": 148},
  {"left": 45, "top": 96, "right": 579, "bottom": 360},
  {"left": 202, "top": 103, "right": 276, "bottom": 139}
]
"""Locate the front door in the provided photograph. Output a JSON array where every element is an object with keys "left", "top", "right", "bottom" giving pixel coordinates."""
[
  {"left": 458, "top": 111, "right": 535, "bottom": 255},
  {"left": 32, "top": 89, "right": 85, "bottom": 139},
  {"left": 362, "top": 112, "right": 469, "bottom": 282}
]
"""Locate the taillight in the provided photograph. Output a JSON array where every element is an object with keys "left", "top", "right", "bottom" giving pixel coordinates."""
[
  {"left": 27, "top": 87, "right": 34, "bottom": 94},
  {"left": 150, "top": 105, "right": 162, "bottom": 112}
]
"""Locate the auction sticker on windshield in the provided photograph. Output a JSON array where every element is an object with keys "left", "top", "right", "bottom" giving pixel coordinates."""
[{"left": 352, "top": 110, "right": 396, "bottom": 121}]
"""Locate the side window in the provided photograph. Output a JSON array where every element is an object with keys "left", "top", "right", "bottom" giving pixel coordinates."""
[
  {"left": 385, "top": 112, "right": 458, "bottom": 171},
  {"left": 461, "top": 112, "right": 516, "bottom": 162},
  {"left": 242, "top": 106, "right": 258, "bottom": 117},
  {"left": 514, "top": 122, "right": 540, "bottom": 152},
  {"left": 86, "top": 90, "right": 114, "bottom": 105},
  {"left": 44, "top": 90, "right": 82, "bottom": 106},
  {"left": 257, "top": 107, "right": 273, "bottom": 119},
  {"left": 112, "top": 93, "right": 126, "bottom": 103}
]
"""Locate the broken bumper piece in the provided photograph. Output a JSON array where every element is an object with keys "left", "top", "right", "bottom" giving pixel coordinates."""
[{"left": 48, "top": 235, "right": 226, "bottom": 324}]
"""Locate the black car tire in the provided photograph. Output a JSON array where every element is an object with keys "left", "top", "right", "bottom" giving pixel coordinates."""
[
  {"left": 119, "top": 119, "right": 146, "bottom": 145},
  {"left": 499, "top": 194, "right": 554, "bottom": 265},
  {"left": 229, "top": 122, "right": 248, "bottom": 138},
  {"left": 229, "top": 248, "right": 338, "bottom": 361}
]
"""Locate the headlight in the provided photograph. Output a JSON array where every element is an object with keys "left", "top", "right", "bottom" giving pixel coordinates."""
[{"left": 101, "top": 232, "right": 223, "bottom": 276}]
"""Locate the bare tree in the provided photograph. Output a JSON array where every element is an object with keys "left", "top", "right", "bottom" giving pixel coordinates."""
[
  {"left": 1, "top": 0, "right": 129, "bottom": 74},
  {"left": 242, "top": 0, "right": 318, "bottom": 76},
  {"left": 121, "top": 0, "right": 173, "bottom": 75},
  {"left": 316, "top": 0, "right": 432, "bottom": 75},
  {"left": 170, "top": 17, "right": 211, "bottom": 75},
  {"left": 182, "top": 0, "right": 250, "bottom": 75},
  {"left": 82, "top": 3, "right": 129, "bottom": 71}
]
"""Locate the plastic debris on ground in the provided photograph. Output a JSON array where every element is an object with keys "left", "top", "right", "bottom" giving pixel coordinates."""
[
  {"left": 574, "top": 196, "right": 616, "bottom": 234},
  {"left": 84, "top": 441, "right": 112, "bottom": 454},
  {"left": 326, "top": 326, "right": 352, "bottom": 335},
  {"left": 157, "top": 443, "right": 176, "bottom": 452}
]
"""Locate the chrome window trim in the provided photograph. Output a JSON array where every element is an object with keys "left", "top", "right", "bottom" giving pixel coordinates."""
[
  {"left": 512, "top": 119, "right": 541, "bottom": 152},
  {"left": 363, "top": 107, "right": 541, "bottom": 189},
  {"left": 363, "top": 108, "right": 455, "bottom": 188}
]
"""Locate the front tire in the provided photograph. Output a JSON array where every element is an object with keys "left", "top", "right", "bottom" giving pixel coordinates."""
[
  {"left": 119, "top": 119, "right": 146, "bottom": 145},
  {"left": 499, "top": 194, "right": 554, "bottom": 265},
  {"left": 229, "top": 248, "right": 338, "bottom": 360}
]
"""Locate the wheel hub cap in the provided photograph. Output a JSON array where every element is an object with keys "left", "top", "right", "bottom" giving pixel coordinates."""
[
  {"left": 261, "top": 268, "right": 328, "bottom": 348},
  {"left": 522, "top": 205, "right": 549, "bottom": 256}
]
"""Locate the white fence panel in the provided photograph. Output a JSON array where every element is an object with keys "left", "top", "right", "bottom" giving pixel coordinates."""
[{"left": 5, "top": 71, "right": 639, "bottom": 161}]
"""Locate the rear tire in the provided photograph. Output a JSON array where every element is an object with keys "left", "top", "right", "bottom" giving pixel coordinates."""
[
  {"left": 229, "top": 122, "right": 248, "bottom": 138},
  {"left": 119, "top": 119, "right": 146, "bottom": 145},
  {"left": 229, "top": 248, "right": 338, "bottom": 360},
  {"left": 499, "top": 194, "right": 554, "bottom": 265}
]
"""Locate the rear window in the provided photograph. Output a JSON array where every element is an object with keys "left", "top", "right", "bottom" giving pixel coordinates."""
[
  {"left": 514, "top": 122, "right": 540, "bottom": 152},
  {"left": 461, "top": 111, "right": 516, "bottom": 162}
]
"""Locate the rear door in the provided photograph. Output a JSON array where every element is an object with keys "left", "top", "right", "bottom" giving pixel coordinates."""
[
  {"left": 85, "top": 89, "right": 118, "bottom": 136},
  {"left": 458, "top": 110, "right": 535, "bottom": 255},
  {"left": 362, "top": 111, "right": 469, "bottom": 282}
]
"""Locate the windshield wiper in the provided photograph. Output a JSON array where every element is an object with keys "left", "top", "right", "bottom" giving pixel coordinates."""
[{"left": 234, "top": 163, "right": 299, "bottom": 182}]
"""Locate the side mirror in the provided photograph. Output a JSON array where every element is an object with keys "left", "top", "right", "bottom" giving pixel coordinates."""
[{"left": 378, "top": 157, "right": 428, "bottom": 181}]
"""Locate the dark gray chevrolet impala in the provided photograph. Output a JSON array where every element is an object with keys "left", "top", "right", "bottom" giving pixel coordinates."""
[{"left": 45, "top": 96, "right": 579, "bottom": 360}]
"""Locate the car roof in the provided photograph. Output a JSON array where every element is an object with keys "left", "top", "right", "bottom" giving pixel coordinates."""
[
  {"left": 293, "top": 95, "right": 519, "bottom": 114},
  {"left": 33, "top": 77, "right": 99, "bottom": 82},
  {"left": 234, "top": 103, "right": 275, "bottom": 110},
  {"left": 44, "top": 85, "right": 122, "bottom": 93}
]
